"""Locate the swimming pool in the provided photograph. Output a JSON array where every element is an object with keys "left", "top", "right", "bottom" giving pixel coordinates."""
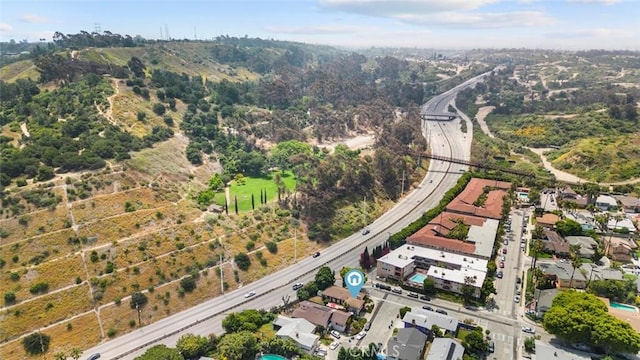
[
  {"left": 410, "top": 273, "right": 427, "bottom": 283},
  {"left": 261, "top": 355, "right": 287, "bottom": 360},
  {"left": 610, "top": 302, "right": 639, "bottom": 313}
]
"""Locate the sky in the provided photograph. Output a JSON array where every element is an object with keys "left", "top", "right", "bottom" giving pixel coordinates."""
[{"left": 1, "top": 0, "right": 639, "bottom": 50}]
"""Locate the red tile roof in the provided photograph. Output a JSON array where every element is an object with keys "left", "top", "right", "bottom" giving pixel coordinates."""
[
  {"left": 406, "top": 212, "right": 484, "bottom": 255},
  {"left": 445, "top": 178, "right": 510, "bottom": 219}
]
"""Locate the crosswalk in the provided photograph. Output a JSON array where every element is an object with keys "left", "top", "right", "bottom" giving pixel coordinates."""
[{"left": 492, "top": 332, "right": 514, "bottom": 344}]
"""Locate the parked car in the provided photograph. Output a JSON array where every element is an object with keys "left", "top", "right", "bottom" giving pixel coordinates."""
[
  {"left": 514, "top": 295, "right": 521, "bottom": 303},
  {"left": 633, "top": 252, "right": 638, "bottom": 261},
  {"left": 312, "top": 252, "right": 321, "bottom": 258},
  {"left": 244, "top": 291, "right": 256, "bottom": 298},
  {"left": 435, "top": 309, "right": 448, "bottom": 315},
  {"left": 355, "top": 331, "right": 366, "bottom": 340},
  {"left": 87, "top": 354, "right": 101, "bottom": 360},
  {"left": 571, "top": 343, "right": 591, "bottom": 352},
  {"left": 502, "top": 248, "right": 507, "bottom": 254},
  {"left": 499, "top": 261, "right": 505, "bottom": 268},
  {"left": 391, "top": 287, "right": 402, "bottom": 294},
  {"left": 330, "top": 342, "right": 340, "bottom": 350},
  {"left": 516, "top": 276, "right": 522, "bottom": 284},
  {"left": 314, "top": 349, "right": 327, "bottom": 357},
  {"left": 330, "top": 330, "right": 341, "bottom": 339},
  {"left": 408, "top": 292, "right": 419, "bottom": 298},
  {"left": 496, "top": 271, "right": 503, "bottom": 279},
  {"left": 522, "top": 326, "right": 535, "bottom": 334},
  {"left": 292, "top": 282, "right": 304, "bottom": 290},
  {"left": 364, "top": 322, "right": 372, "bottom": 331},
  {"left": 501, "top": 256, "right": 506, "bottom": 261},
  {"left": 488, "top": 341, "right": 495, "bottom": 353},
  {"left": 419, "top": 295, "right": 430, "bottom": 301},
  {"left": 422, "top": 305, "right": 433, "bottom": 311}
]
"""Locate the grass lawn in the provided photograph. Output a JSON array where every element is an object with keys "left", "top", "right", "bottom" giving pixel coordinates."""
[
  {"left": 217, "top": 171, "right": 297, "bottom": 212},
  {"left": 457, "top": 328, "right": 473, "bottom": 341}
]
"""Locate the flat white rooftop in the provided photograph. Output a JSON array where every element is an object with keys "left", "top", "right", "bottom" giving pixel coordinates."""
[{"left": 379, "top": 244, "right": 488, "bottom": 273}]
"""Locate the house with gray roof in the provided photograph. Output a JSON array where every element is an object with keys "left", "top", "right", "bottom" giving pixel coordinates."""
[
  {"left": 580, "top": 263, "right": 624, "bottom": 282},
  {"left": 273, "top": 316, "right": 319, "bottom": 353},
  {"left": 538, "top": 262, "right": 587, "bottom": 289},
  {"left": 532, "top": 340, "right": 590, "bottom": 360},
  {"left": 387, "top": 328, "right": 428, "bottom": 360},
  {"left": 426, "top": 338, "right": 465, "bottom": 360},
  {"left": 402, "top": 308, "right": 459, "bottom": 336},
  {"left": 533, "top": 288, "right": 559, "bottom": 318},
  {"left": 565, "top": 236, "right": 598, "bottom": 257}
]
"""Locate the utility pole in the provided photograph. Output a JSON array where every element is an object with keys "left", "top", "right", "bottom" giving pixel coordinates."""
[
  {"left": 363, "top": 196, "right": 367, "bottom": 227},
  {"left": 220, "top": 254, "right": 224, "bottom": 293},
  {"left": 401, "top": 170, "right": 406, "bottom": 195},
  {"left": 136, "top": 304, "right": 141, "bottom": 327}
]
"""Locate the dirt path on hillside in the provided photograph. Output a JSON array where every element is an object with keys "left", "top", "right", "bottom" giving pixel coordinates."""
[
  {"left": 529, "top": 147, "right": 640, "bottom": 185},
  {"left": 95, "top": 79, "right": 120, "bottom": 127},
  {"left": 310, "top": 134, "right": 375, "bottom": 152},
  {"left": 474, "top": 106, "right": 495, "bottom": 138}
]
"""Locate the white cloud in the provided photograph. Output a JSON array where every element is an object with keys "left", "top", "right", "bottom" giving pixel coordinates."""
[
  {"left": 19, "top": 14, "right": 50, "bottom": 24},
  {"left": 319, "top": 0, "right": 502, "bottom": 17},
  {"left": 567, "top": 0, "right": 622, "bottom": 4},
  {"left": 0, "top": 23, "right": 14, "bottom": 33},
  {"left": 319, "top": 0, "right": 558, "bottom": 29},
  {"left": 397, "top": 10, "right": 557, "bottom": 28}
]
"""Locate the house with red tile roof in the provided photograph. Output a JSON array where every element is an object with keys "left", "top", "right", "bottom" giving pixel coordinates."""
[
  {"left": 406, "top": 212, "right": 499, "bottom": 259},
  {"left": 445, "top": 178, "right": 511, "bottom": 220}
]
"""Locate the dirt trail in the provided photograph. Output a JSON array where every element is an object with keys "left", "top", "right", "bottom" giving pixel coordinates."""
[
  {"left": 20, "top": 122, "right": 31, "bottom": 137},
  {"left": 529, "top": 147, "right": 640, "bottom": 185},
  {"left": 474, "top": 106, "right": 495, "bottom": 138},
  {"left": 96, "top": 79, "right": 120, "bottom": 127}
]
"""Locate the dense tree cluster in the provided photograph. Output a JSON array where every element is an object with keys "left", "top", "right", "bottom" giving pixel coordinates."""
[
  {"left": 52, "top": 30, "right": 140, "bottom": 48},
  {"left": 0, "top": 72, "right": 174, "bottom": 186},
  {"left": 543, "top": 291, "right": 640, "bottom": 355}
]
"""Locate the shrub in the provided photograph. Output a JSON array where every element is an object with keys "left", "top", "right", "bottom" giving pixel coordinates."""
[
  {"left": 23, "top": 333, "right": 50, "bottom": 355},
  {"left": 245, "top": 241, "right": 255, "bottom": 251},
  {"left": 265, "top": 241, "right": 278, "bottom": 254},
  {"left": 5, "top": 291, "right": 16, "bottom": 304},
  {"left": 180, "top": 275, "right": 197, "bottom": 293},
  {"left": 107, "top": 328, "right": 117, "bottom": 337},
  {"left": 29, "top": 282, "right": 49, "bottom": 294},
  {"left": 234, "top": 253, "right": 251, "bottom": 271}
]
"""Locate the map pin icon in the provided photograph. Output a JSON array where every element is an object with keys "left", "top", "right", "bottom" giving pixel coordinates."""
[{"left": 345, "top": 269, "right": 365, "bottom": 298}]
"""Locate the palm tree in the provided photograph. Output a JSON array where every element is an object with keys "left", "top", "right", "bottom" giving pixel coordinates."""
[
  {"left": 531, "top": 267, "right": 545, "bottom": 289},
  {"left": 604, "top": 214, "right": 624, "bottom": 255},
  {"left": 568, "top": 244, "right": 582, "bottom": 289},
  {"left": 530, "top": 239, "right": 545, "bottom": 271}
]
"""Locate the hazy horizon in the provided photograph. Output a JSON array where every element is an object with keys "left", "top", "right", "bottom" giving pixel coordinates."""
[{"left": 1, "top": 0, "right": 639, "bottom": 51}]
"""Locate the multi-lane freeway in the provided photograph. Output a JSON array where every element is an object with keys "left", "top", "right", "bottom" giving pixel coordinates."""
[{"left": 84, "top": 71, "right": 495, "bottom": 359}]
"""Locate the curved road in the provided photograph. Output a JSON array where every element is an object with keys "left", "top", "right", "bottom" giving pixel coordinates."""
[{"left": 84, "top": 71, "right": 493, "bottom": 360}]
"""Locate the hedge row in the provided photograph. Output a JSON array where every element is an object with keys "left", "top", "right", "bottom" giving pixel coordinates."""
[{"left": 388, "top": 172, "right": 473, "bottom": 249}]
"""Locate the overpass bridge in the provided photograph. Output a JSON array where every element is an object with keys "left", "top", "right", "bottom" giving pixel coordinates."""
[
  {"left": 421, "top": 112, "right": 458, "bottom": 121},
  {"left": 423, "top": 153, "right": 534, "bottom": 177}
]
